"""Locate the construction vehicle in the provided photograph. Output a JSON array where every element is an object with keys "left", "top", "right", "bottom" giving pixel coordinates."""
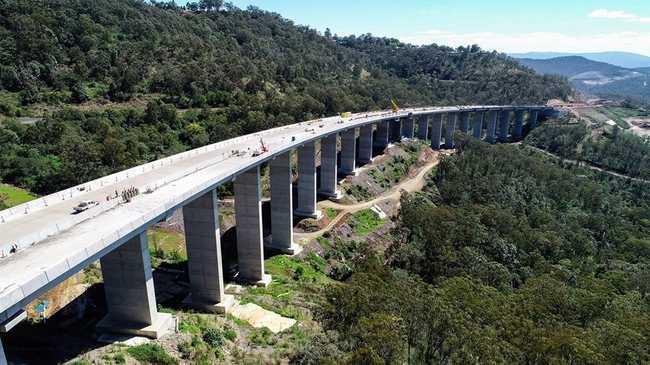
[
  {"left": 73, "top": 200, "right": 99, "bottom": 213},
  {"left": 252, "top": 138, "right": 269, "bottom": 157},
  {"left": 391, "top": 99, "right": 400, "bottom": 113},
  {"left": 340, "top": 112, "right": 352, "bottom": 118}
]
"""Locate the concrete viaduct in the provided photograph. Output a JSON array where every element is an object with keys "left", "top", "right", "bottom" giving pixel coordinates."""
[{"left": 0, "top": 105, "right": 556, "bottom": 364}]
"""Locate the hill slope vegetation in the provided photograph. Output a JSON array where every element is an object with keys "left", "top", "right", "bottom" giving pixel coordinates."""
[{"left": 0, "top": 0, "right": 570, "bottom": 195}]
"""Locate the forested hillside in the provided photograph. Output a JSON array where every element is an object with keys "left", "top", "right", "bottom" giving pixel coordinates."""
[
  {"left": 526, "top": 119, "right": 650, "bottom": 179},
  {"left": 0, "top": 0, "right": 570, "bottom": 195},
  {"left": 317, "top": 138, "right": 650, "bottom": 363}
]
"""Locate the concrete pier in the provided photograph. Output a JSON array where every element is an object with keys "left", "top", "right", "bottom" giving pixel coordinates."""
[
  {"left": 418, "top": 115, "right": 429, "bottom": 140},
  {"left": 97, "top": 232, "right": 173, "bottom": 338},
  {"left": 431, "top": 114, "right": 443, "bottom": 150},
  {"left": 513, "top": 110, "right": 525, "bottom": 138},
  {"left": 530, "top": 110, "right": 539, "bottom": 129},
  {"left": 234, "top": 166, "right": 271, "bottom": 286},
  {"left": 295, "top": 142, "right": 321, "bottom": 219},
  {"left": 389, "top": 118, "right": 402, "bottom": 143},
  {"left": 183, "top": 190, "right": 233, "bottom": 313},
  {"left": 270, "top": 152, "right": 300, "bottom": 254},
  {"left": 358, "top": 124, "right": 374, "bottom": 164},
  {"left": 402, "top": 116, "right": 415, "bottom": 138},
  {"left": 498, "top": 110, "right": 510, "bottom": 142},
  {"left": 318, "top": 134, "right": 341, "bottom": 199},
  {"left": 486, "top": 110, "right": 498, "bottom": 144},
  {"left": 1, "top": 337, "right": 6, "bottom": 365},
  {"left": 445, "top": 112, "right": 458, "bottom": 149},
  {"left": 459, "top": 112, "right": 470, "bottom": 133},
  {"left": 472, "top": 111, "right": 484, "bottom": 139},
  {"left": 340, "top": 128, "right": 357, "bottom": 176},
  {"left": 374, "top": 120, "right": 390, "bottom": 151}
]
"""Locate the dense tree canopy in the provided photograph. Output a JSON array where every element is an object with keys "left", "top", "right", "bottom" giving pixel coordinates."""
[
  {"left": 526, "top": 119, "right": 650, "bottom": 179},
  {"left": 0, "top": 0, "right": 570, "bottom": 195},
  {"left": 316, "top": 138, "right": 650, "bottom": 364}
]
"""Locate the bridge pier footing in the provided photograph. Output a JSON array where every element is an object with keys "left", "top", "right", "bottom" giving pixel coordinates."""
[
  {"left": 182, "top": 190, "right": 234, "bottom": 313},
  {"left": 97, "top": 232, "right": 173, "bottom": 338},
  {"left": 318, "top": 134, "right": 341, "bottom": 199},
  {"left": 358, "top": 125, "right": 373, "bottom": 164},
  {"left": 235, "top": 165, "right": 271, "bottom": 287},
  {"left": 486, "top": 110, "right": 498, "bottom": 144},
  {"left": 445, "top": 112, "right": 457, "bottom": 149},
  {"left": 418, "top": 115, "right": 429, "bottom": 140},
  {"left": 340, "top": 128, "right": 358, "bottom": 176},
  {"left": 295, "top": 142, "right": 322, "bottom": 219},
  {"left": 402, "top": 117, "right": 415, "bottom": 139},
  {"left": 498, "top": 110, "right": 510, "bottom": 142},
  {"left": 269, "top": 152, "right": 300, "bottom": 255},
  {"left": 431, "top": 114, "right": 442, "bottom": 150},
  {"left": 472, "top": 111, "right": 484, "bottom": 139},
  {"left": 513, "top": 110, "right": 525, "bottom": 139}
]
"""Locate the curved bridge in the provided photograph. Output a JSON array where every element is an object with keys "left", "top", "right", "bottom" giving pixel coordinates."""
[{"left": 0, "top": 105, "right": 556, "bottom": 361}]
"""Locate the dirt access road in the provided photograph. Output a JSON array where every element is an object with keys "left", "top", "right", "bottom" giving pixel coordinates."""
[{"left": 295, "top": 150, "right": 450, "bottom": 241}]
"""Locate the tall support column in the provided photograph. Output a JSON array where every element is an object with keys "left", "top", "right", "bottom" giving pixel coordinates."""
[
  {"left": 486, "top": 110, "right": 498, "bottom": 144},
  {"left": 1, "top": 337, "right": 6, "bottom": 365},
  {"left": 374, "top": 120, "right": 390, "bottom": 151},
  {"left": 418, "top": 115, "right": 429, "bottom": 140},
  {"left": 498, "top": 110, "right": 510, "bottom": 143},
  {"left": 270, "top": 152, "right": 300, "bottom": 254},
  {"left": 389, "top": 118, "right": 402, "bottom": 143},
  {"left": 183, "top": 190, "right": 233, "bottom": 313},
  {"left": 340, "top": 128, "right": 357, "bottom": 176},
  {"left": 234, "top": 165, "right": 271, "bottom": 286},
  {"left": 319, "top": 134, "right": 341, "bottom": 199},
  {"left": 295, "top": 142, "right": 321, "bottom": 219},
  {"left": 529, "top": 110, "right": 540, "bottom": 129},
  {"left": 431, "top": 114, "right": 443, "bottom": 150},
  {"left": 472, "top": 111, "right": 484, "bottom": 139},
  {"left": 98, "top": 232, "right": 172, "bottom": 338},
  {"left": 402, "top": 116, "right": 415, "bottom": 138},
  {"left": 445, "top": 112, "right": 458, "bottom": 149},
  {"left": 459, "top": 112, "right": 470, "bottom": 133},
  {"left": 358, "top": 124, "right": 374, "bottom": 164},
  {"left": 513, "top": 110, "right": 525, "bottom": 139}
]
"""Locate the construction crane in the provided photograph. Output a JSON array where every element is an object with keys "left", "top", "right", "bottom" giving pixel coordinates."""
[{"left": 391, "top": 99, "right": 400, "bottom": 113}]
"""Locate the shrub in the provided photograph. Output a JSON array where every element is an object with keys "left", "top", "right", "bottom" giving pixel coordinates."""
[{"left": 126, "top": 343, "right": 178, "bottom": 365}]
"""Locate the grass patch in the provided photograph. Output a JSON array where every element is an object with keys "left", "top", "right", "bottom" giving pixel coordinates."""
[
  {"left": 148, "top": 228, "right": 186, "bottom": 266},
  {"left": 0, "top": 183, "right": 37, "bottom": 209},
  {"left": 324, "top": 207, "right": 338, "bottom": 220},
  {"left": 127, "top": 343, "right": 178, "bottom": 365},
  {"left": 240, "top": 254, "right": 332, "bottom": 320},
  {"left": 349, "top": 209, "right": 384, "bottom": 236}
]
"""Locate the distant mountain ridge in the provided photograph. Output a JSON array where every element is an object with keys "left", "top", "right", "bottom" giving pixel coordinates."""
[
  {"left": 515, "top": 56, "right": 650, "bottom": 101},
  {"left": 509, "top": 51, "right": 650, "bottom": 69}
]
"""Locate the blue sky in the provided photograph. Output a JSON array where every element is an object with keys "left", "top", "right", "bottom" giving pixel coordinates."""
[{"left": 177, "top": 1, "right": 650, "bottom": 55}]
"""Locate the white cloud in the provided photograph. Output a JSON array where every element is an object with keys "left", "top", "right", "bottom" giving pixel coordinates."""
[
  {"left": 400, "top": 30, "right": 650, "bottom": 56},
  {"left": 589, "top": 8, "right": 650, "bottom": 23}
]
